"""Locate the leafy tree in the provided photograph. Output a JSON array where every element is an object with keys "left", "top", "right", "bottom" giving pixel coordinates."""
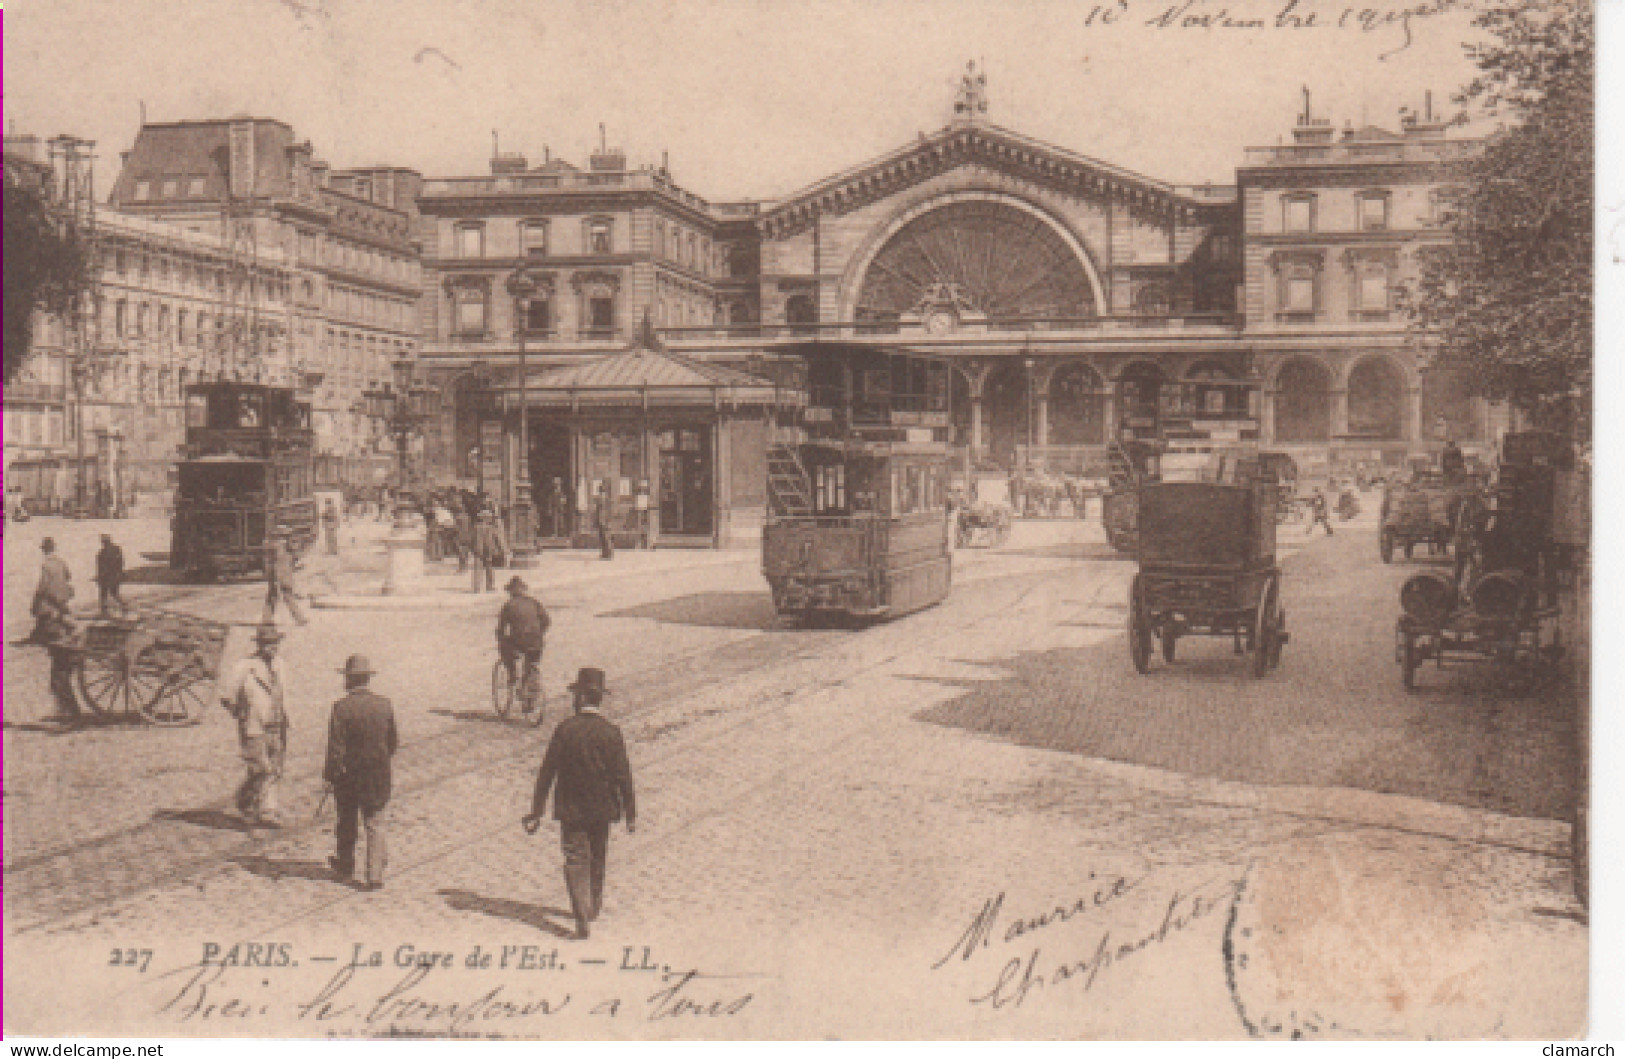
[
  {"left": 1405, "top": 0, "right": 1593, "bottom": 437},
  {"left": 4, "top": 170, "right": 94, "bottom": 386}
]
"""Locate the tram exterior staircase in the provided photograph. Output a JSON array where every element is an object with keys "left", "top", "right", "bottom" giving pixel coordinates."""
[{"left": 767, "top": 444, "right": 813, "bottom": 517}]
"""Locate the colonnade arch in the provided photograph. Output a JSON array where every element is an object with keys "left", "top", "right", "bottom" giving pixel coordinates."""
[
  {"left": 1346, "top": 354, "right": 1406, "bottom": 440},
  {"left": 1272, "top": 356, "right": 1333, "bottom": 443}
]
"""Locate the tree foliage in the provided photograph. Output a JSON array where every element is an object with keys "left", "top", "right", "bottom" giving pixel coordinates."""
[
  {"left": 1405, "top": 0, "right": 1593, "bottom": 436},
  {"left": 4, "top": 171, "right": 94, "bottom": 386}
]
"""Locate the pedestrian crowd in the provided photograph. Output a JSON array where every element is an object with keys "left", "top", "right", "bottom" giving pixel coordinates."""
[{"left": 26, "top": 523, "right": 631, "bottom": 942}]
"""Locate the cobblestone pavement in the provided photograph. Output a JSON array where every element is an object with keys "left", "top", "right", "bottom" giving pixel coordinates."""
[{"left": 3, "top": 508, "right": 1586, "bottom": 1039}]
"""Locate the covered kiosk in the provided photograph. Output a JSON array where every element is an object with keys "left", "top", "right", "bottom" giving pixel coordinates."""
[{"left": 511, "top": 347, "right": 802, "bottom": 549}]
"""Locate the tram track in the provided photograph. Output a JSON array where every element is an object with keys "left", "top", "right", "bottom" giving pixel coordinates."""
[
  {"left": 101, "top": 568, "right": 1100, "bottom": 965},
  {"left": 15, "top": 562, "right": 1098, "bottom": 938}
]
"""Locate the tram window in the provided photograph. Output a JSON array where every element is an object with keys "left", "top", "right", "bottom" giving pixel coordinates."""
[
  {"left": 186, "top": 394, "right": 209, "bottom": 429},
  {"left": 237, "top": 394, "right": 265, "bottom": 428},
  {"left": 815, "top": 464, "right": 845, "bottom": 514}
]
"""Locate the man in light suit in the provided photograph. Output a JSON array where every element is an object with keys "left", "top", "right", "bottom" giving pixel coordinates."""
[{"left": 524, "top": 668, "right": 636, "bottom": 940}]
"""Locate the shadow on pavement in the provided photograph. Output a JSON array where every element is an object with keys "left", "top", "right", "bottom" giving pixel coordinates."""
[
  {"left": 438, "top": 889, "right": 576, "bottom": 938},
  {"left": 154, "top": 807, "right": 257, "bottom": 833},
  {"left": 122, "top": 564, "right": 191, "bottom": 586},
  {"left": 430, "top": 707, "right": 530, "bottom": 726},
  {"left": 602, "top": 591, "right": 781, "bottom": 631},
  {"left": 232, "top": 854, "right": 350, "bottom": 885},
  {"left": 916, "top": 531, "right": 1581, "bottom": 823}
]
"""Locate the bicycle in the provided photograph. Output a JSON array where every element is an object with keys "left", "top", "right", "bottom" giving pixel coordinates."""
[{"left": 492, "top": 652, "right": 547, "bottom": 725}]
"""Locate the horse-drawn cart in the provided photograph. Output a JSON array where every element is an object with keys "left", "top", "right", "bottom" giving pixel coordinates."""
[
  {"left": 955, "top": 502, "right": 1012, "bottom": 548},
  {"left": 68, "top": 608, "right": 231, "bottom": 726},
  {"left": 1128, "top": 480, "right": 1288, "bottom": 677}
]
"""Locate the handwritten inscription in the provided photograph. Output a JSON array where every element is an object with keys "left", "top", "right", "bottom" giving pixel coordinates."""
[
  {"left": 151, "top": 941, "right": 755, "bottom": 1033},
  {"left": 1076, "top": 0, "right": 1466, "bottom": 55}
]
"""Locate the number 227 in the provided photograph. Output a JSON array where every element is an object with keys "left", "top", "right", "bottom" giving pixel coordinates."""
[{"left": 109, "top": 948, "right": 154, "bottom": 972}]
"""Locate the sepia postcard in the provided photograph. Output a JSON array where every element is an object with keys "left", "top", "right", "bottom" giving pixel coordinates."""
[{"left": 2, "top": 0, "right": 1603, "bottom": 1042}]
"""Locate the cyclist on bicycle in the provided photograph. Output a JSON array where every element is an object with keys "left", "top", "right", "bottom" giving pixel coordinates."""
[{"left": 497, "top": 576, "right": 551, "bottom": 714}]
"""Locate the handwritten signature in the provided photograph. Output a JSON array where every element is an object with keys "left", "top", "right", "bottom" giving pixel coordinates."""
[{"left": 933, "top": 875, "right": 1244, "bottom": 1010}]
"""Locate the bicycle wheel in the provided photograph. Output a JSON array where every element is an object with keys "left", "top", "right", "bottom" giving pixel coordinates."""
[{"left": 491, "top": 659, "right": 516, "bottom": 719}]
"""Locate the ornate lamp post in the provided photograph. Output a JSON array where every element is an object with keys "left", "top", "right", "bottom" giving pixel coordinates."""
[
  {"left": 504, "top": 269, "right": 541, "bottom": 551},
  {"left": 361, "top": 357, "right": 441, "bottom": 497}
]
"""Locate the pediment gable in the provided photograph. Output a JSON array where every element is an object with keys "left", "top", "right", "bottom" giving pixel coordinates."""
[{"left": 760, "top": 123, "right": 1229, "bottom": 240}]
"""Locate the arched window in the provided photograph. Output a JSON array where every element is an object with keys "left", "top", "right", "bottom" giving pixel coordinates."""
[
  {"left": 451, "top": 285, "right": 489, "bottom": 335},
  {"left": 1347, "top": 357, "right": 1405, "bottom": 439},
  {"left": 1274, "top": 357, "right": 1332, "bottom": 442}
]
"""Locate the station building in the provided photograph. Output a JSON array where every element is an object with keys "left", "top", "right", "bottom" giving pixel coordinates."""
[{"left": 416, "top": 83, "right": 1491, "bottom": 546}]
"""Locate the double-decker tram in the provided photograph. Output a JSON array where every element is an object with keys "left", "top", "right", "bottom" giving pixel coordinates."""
[
  {"left": 763, "top": 344, "right": 953, "bottom": 621},
  {"left": 170, "top": 382, "right": 316, "bottom": 581}
]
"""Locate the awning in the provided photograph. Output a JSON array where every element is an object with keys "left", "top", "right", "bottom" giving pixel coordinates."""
[{"left": 495, "top": 348, "right": 804, "bottom": 411}]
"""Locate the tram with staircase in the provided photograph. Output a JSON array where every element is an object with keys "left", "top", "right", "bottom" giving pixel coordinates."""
[
  {"left": 170, "top": 381, "right": 317, "bottom": 581},
  {"left": 762, "top": 345, "right": 953, "bottom": 621}
]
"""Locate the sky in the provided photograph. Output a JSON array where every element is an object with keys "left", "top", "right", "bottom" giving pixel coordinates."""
[{"left": 4, "top": 0, "right": 1492, "bottom": 202}]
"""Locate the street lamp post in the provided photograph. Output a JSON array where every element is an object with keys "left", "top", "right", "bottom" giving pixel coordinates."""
[
  {"left": 362, "top": 357, "right": 441, "bottom": 500},
  {"left": 505, "top": 269, "right": 540, "bottom": 552}
]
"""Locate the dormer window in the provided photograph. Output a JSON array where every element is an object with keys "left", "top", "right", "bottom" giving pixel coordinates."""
[
  {"left": 1358, "top": 191, "right": 1390, "bottom": 231},
  {"left": 187, "top": 176, "right": 206, "bottom": 197},
  {"left": 133, "top": 180, "right": 152, "bottom": 201}
]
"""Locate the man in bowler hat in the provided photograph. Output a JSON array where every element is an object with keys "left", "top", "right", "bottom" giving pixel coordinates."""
[
  {"left": 323, "top": 655, "right": 399, "bottom": 890},
  {"left": 524, "top": 668, "right": 636, "bottom": 939}
]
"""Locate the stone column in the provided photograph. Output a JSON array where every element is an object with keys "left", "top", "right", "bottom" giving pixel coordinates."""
[
  {"left": 1031, "top": 362, "right": 1056, "bottom": 450},
  {"left": 957, "top": 361, "right": 992, "bottom": 460},
  {"left": 1260, "top": 386, "right": 1276, "bottom": 444},
  {"left": 1100, "top": 386, "right": 1118, "bottom": 443},
  {"left": 1406, "top": 383, "right": 1424, "bottom": 446},
  {"left": 1331, "top": 385, "right": 1350, "bottom": 439}
]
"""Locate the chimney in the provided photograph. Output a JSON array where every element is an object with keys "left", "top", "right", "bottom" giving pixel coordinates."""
[
  {"left": 590, "top": 126, "right": 626, "bottom": 172},
  {"left": 1401, "top": 90, "right": 1448, "bottom": 139},
  {"left": 1290, "top": 88, "right": 1334, "bottom": 145}
]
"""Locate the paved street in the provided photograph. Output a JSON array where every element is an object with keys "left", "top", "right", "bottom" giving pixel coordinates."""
[{"left": 3, "top": 505, "right": 1586, "bottom": 1039}]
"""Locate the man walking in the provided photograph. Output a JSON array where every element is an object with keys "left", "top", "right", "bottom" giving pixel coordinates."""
[
  {"left": 33, "top": 539, "right": 82, "bottom": 721},
  {"left": 523, "top": 668, "right": 636, "bottom": 940},
  {"left": 454, "top": 500, "right": 474, "bottom": 572},
  {"left": 32, "top": 537, "right": 74, "bottom": 640},
  {"left": 322, "top": 499, "right": 342, "bottom": 557},
  {"left": 592, "top": 483, "right": 615, "bottom": 560},
  {"left": 471, "top": 509, "right": 500, "bottom": 592},
  {"left": 323, "top": 655, "right": 398, "bottom": 890},
  {"left": 497, "top": 576, "right": 550, "bottom": 717},
  {"left": 95, "top": 534, "right": 127, "bottom": 617},
  {"left": 262, "top": 529, "right": 309, "bottom": 626},
  {"left": 1306, "top": 487, "right": 1334, "bottom": 536},
  {"left": 220, "top": 624, "right": 290, "bottom": 827}
]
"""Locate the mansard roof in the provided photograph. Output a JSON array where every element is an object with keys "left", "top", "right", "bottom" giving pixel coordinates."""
[{"left": 759, "top": 121, "right": 1234, "bottom": 239}]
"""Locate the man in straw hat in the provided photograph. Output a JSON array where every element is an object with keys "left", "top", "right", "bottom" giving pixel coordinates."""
[
  {"left": 323, "top": 654, "right": 399, "bottom": 890},
  {"left": 219, "top": 623, "right": 291, "bottom": 826},
  {"left": 261, "top": 527, "right": 309, "bottom": 626},
  {"left": 497, "top": 576, "right": 551, "bottom": 717},
  {"left": 524, "top": 668, "right": 636, "bottom": 940}
]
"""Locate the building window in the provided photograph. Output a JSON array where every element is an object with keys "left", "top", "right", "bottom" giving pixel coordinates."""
[
  {"left": 452, "top": 287, "right": 488, "bottom": 334},
  {"left": 1283, "top": 195, "right": 1315, "bottom": 233},
  {"left": 587, "top": 218, "right": 613, "bottom": 255},
  {"left": 178, "top": 310, "right": 190, "bottom": 345},
  {"left": 133, "top": 180, "right": 152, "bottom": 201},
  {"left": 525, "top": 298, "right": 553, "bottom": 334},
  {"left": 115, "top": 301, "right": 128, "bottom": 338},
  {"left": 187, "top": 176, "right": 206, "bottom": 197},
  {"left": 656, "top": 221, "right": 667, "bottom": 259},
  {"left": 588, "top": 295, "right": 615, "bottom": 334},
  {"left": 1358, "top": 192, "right": 1390, "bottom": 230},
  {"left": 1358, "top": 268, "right": 1390, "bottom": 314},
  {"left": 456, "top": 224, "right": 485, "bottom": 258},
  {"left": 162, "top": 178, "right": 180, "bottom": 199},
  {"left": 1284, "top": 272, "right": 1316, "bottom": 313},
  {"left": 521, "top": 220, "right": 549, "bottom": 257}
]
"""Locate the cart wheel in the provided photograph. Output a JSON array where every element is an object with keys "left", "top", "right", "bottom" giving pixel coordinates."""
[
  {"left": 139, "top": 660, "right": 211, "bottom": 727},
  {"left": 1380, "top": 530, "right": 1394, "bottom": 564},
  {"left": 1161, "top": 628, "right": 1177, "bottom": 663},
  {"left": 1129, "top": 575, "right": 1153, "bottom": 674},
  {"left": 76, "top": 651, "right": 162, "bottom": 717},
  {"left": 1252, "top": 576, "right": 1282, "bottom": 678},
  {"left": 491, "top": 659, "right": 516, "bottom": 719}
]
